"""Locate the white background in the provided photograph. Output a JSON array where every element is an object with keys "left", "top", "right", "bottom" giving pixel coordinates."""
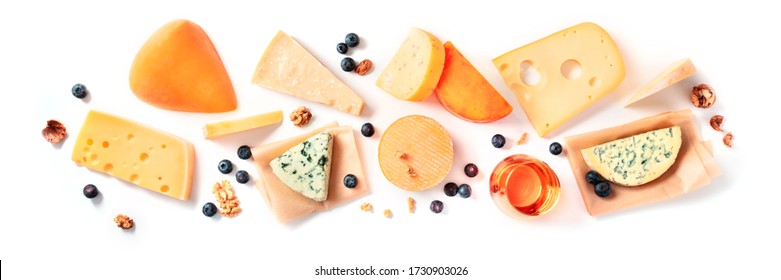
[{"left": 2, "top": 0, "right": 778, "bottom": 279}]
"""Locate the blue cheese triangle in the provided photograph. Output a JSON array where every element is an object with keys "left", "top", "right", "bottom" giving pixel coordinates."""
[
  {"left": 270, "top": 131, "right": 333, "bottom": 201},
  {"left": 581, "top": 126, "right": 682, "bottom": 186}
]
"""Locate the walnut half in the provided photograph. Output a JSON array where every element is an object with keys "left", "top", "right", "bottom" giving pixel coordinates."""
[
  {"left": 42, "top": 120, "right": 67, "bottom": 143},
  {"left": 710, "top": 115, "right": 724, "bottom": 132},
  {"left": 691, "top": 84, "right": 716, "bottom": 108},
  {"left": 114, "top": 214, "right": 134, "bottom": 230},
  {"left": 289, "top": 106, "right": 312, "bottom": 127}
]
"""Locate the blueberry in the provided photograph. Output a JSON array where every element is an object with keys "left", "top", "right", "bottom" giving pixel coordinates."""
[
  {"left": 343, "top": 174, "right": 358, "bottom": 188},
  {"left": 595, "top": 181, "right": 611, "bottom": 197},
  {"left": 202, "top": 202, "right": 218, "bottom": 217},
  {"left": 491, "top": 134, "right": 506, "bottom": 148},
  {"left": 360, "top": 123, "right": 375, "bottom": 137},
  {"left": 430, "top": 200, "right": 444, "bottom": 214},
  {"left": 218, "top": 159, "right": 233, "bottom": 174},
  {"left": 549, "top": 142, "right": 563, "bottom": 155},
  {"left": 458, "top": 184, "right": 472, "bottom": 198},
  {"left": 83, "top": 184, "right": 99, "bottom": 199},
  {"left": 585, "top": 170, "right": 602, "bottom": 185},
  {"left": 237, "top": 145, "right": 252, "bottom": 160},
  {"left": 72, "top": 83, "right": 88, "bottom": 99},
  {"left": 236, "top": 170, "right": 250, "bottom": 184},
  {"left": 464, "top": 163, "right": 478, "bottom": 178},
  {"left": 336, "top": 42, "right": 349, "bottom": 54},
  {"left": 341, "top": 57, "right": 356, "bottom": 72},
  {"left": 444, "top": 182, "right": 458, "bottom": 197},
  {"left": 345, "top": 33, "right": 359, "bottom": 48}
]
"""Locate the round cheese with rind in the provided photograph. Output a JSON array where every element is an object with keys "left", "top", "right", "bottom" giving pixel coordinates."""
[{"left": 378, "top": 115, "right": 453, "bottom": 191}]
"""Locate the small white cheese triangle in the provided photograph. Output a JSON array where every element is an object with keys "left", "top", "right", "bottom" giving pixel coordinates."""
[
  {"left": 581, "top": 126, "right": 682, "bottom": 186},
  {"left": 270, "top": 131, "right": 333, "bottom": 201}
]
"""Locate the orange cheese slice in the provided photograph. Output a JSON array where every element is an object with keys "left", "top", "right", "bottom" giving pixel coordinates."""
[
  {"left": 624, "top": 58, "right": 696, "bottom": 107},
  {"left": 129, "top": 19, "right": 236, "bottom": 113},
  {"left": 376, "top": 28, "right": 445, "bottom": 101},
  {"left": 71, "top": 110, "right": 195, "bottom": 200},
  {"left": 493, "top": 22, "right": 626, "bottom": 137},
  {"left": 435, "top": 41, "right": 512, "bottom": 123},
  {"left": 252, "top": 31, "right": 364, "bottom": 115},
  {"left": 251, "top": 123, "right": 368, "bottom": 223},
  {"left": 378, "top": 115, "right": 453, "bottom": 191}
]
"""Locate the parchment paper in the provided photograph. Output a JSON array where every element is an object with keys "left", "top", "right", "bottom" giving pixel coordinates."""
[{"left": 564, "top": 110, "right": 721, "bottom": 216}]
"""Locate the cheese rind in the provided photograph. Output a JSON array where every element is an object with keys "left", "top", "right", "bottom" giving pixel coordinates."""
[
  {"left": 71, "top": 110, "right": 195, "bottom": 200},
  {"left": 493, "top": 22, "right": 625, "bottom": 137},
  {"left": 625, "top": 58, "right": 696, "bottom": 107},
  {"left": 252, "top": 31, "right": 364, "bottom": 115},
  {"left": 129, "top": 19, "right": 236, "bottom": 113},
  {"left": 435, "top": 41, "right": 512, "bottom": 123},
  {"left": 378, "top": 115, "right": 453, "bottom": 191},
  {"left": 376, "top": 28, "right": 445, "bottom": 101},
  {"left": 581, "top": 126, "right": 682, "bottom": 186},
  {"left": 203, "top": 110, "right": 282, "bottom": 139},
  {"left": 270, "top": 131, "right": 333, "bottom": 202}
]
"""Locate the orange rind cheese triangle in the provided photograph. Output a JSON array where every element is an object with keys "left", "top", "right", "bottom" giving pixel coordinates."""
[{"left": 129, "top": 19, "right": 237, "bottom": 113}]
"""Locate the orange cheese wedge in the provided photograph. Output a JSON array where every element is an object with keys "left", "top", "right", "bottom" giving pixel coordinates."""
[
  {"left": 624, "top": 58, "right": 696, "bottom": 107},
  {"left": 129, "top": 19, "right": 237, "bottom": 113},
  {"left": 435, "top": 41, "right": 512, "bottom": 123},
  {"left": 378, "top": 115, "right": 453, "bottom": 191}
]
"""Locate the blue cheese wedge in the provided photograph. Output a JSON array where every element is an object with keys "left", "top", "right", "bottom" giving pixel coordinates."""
[
  {"left": 270, "top": 131, "right": 333, "bottom": 201},
  {"left": 581, "top": 126, "right": 682, "bottom": 186}
]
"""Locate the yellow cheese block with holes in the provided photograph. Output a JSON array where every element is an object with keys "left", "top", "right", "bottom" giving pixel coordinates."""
[
  {"left": 203, "top": 110, "right": 282, "bottom": 139},
  {"left": 376, "top": 28, "right": 445, "bottom": 101},
  {"left": 624, "top": 58, "right": 696, "bottom": 107},
  {"left": 72, "top": 110, "right": 195, "bottom": 200},
  {"left": 493, "top": 22, "right": 625, "bottom": 137},
  {"left": 252, "top": 31, "right": 364, "bottom": 115}
]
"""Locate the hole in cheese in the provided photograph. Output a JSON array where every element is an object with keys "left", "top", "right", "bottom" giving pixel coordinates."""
[
  {"left": 519, "top": 60, "right": 541, "bottom": 86},
  {"left": 160, "top": 185, "right": 169, "bottom": 193},
  {"left": 103, "top": 163, "right": 113, "bottom": 173},
  {"left": 130, "top": 174, "right": 139, "bottom": 184},
  {"left": 86, "top": 139, "right": 93, "bottom": 146},
  {"left": 589, "top": 77, "right": 600, "bottom": 88},
  {"left": 161, "top": 144, "right": 167, "bottom": 149},
  {"left": 102, "top": 141, "right": 110, "bottom": 148},
  {"left": 90, "top": 154, "right": 98, "bottom": 164},
  {"left": 140, "top": 153, "right": 149, "bottom": 162},
  {"left": 127, "top": 134, "right": 134, "bottom": 141},
  {"left": 561, "top": 59, "right": 582, "bottom": 80}
]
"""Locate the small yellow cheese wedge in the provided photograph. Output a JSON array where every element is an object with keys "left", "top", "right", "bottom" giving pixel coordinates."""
[
  {"left": 376, "top": 28, "right": 445, "bottom": 101},
  {"left": 624, "top": 58, "right": 696, "bottom": 107},
  {"left": 72, "top": 110, "right": 195, "bottom": 200},
  {"left": 203, "top": 110, "right": 282, "bottom": 139}
]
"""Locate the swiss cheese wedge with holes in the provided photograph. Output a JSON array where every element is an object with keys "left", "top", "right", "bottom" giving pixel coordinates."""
[
  {"left": 625, "top": 58, "right": 696, "bottom": 107},
  {"left": 493, "top": 22, "right": 625, "bottom": 137},
  {"left": 376, "top": 28, "right": 445, "bottom": 101},
  {"left": 378, "top": 115, "right": 453, "bottom": 191},
  {"left": 71, "top": 110, "right": 195, "bottom": 200},
  {"left": 252, "top": 31, "right": 364, "bottom": 115}
]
